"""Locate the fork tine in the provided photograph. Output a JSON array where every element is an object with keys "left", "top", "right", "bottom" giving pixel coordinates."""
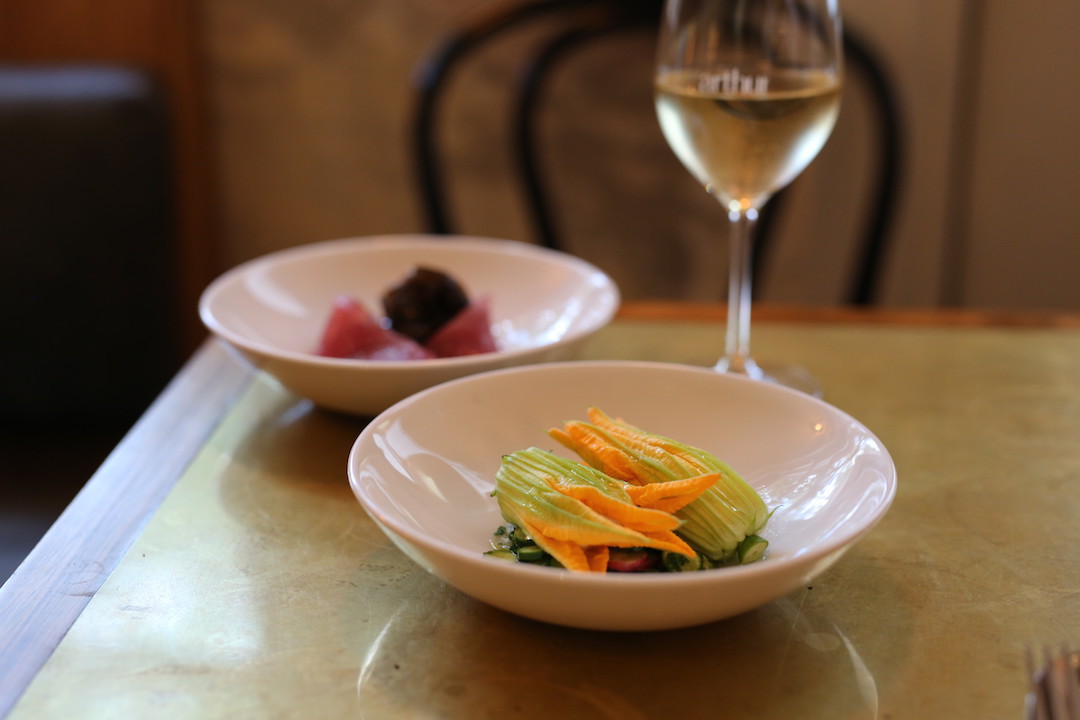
[
  {"left": 1044, "top": 644, "right": 1080, "bottom": 720},
  {"left": 1025, "top": 645, "right": 1080, "bottom": 720},
  {"left": 1065, "top": 650, "right": 1080, "bottom": 720},
  {"left": 1047, "top": 645, "right": 1067, "bottom": 720},
  {"left": 1029, "top": 645, "right": 1051, "bottom": 720}
]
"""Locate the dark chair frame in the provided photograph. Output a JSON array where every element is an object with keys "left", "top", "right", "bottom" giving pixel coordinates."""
[{"left": 412, "top": 0, "right": 902, "bottom": 305}]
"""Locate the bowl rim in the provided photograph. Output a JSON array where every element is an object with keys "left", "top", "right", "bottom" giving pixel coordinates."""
[
  {"left": 198, "top": 234, "right": 621, "bottom": 370},
  {"left": 347, "top": 359, "right": 898, "bottom": 588}
]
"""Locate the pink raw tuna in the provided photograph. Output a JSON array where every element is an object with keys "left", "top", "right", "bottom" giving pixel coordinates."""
[
  {"left": 424, "top": 297, "right": 498, "bottom": 358},
  {"left": 316, "top": 295, "right": 434, "bottom": 360}
]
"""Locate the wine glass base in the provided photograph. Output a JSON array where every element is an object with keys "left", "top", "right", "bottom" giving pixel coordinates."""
[
  {"left": 757, "top": 362, "right": 823, "bottom": 399},
  {"left": 714, "top": 358, "right": 823, "bottom": 398}
]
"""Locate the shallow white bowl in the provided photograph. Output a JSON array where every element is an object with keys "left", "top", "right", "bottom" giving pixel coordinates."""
[
  {"left": 199, "top": 235, "right": 619, "bottom": 416},
  {"left": 348, "top": 361, "right": 897, "bottom": 632}
]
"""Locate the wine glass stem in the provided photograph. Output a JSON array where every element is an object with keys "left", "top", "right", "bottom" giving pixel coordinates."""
[{"left": 718, "top": 207, "right": 762, "bottom": 378}]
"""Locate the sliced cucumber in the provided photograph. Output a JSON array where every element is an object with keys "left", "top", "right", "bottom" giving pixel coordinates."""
[
  {"left": 736, "top": 534, "right": 768, "bottom": 564},
  {"left": 514, "top": 544, "right": 548, "bottom": 564}
]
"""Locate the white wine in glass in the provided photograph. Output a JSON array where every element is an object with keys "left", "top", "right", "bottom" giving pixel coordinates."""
[{"left": 654, "top": 0, "right": 842, "bottom": 395}]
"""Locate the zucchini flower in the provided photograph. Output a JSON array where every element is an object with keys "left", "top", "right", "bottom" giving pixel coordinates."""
[
  {"left": 549, "top": 407, "right": 770, "bottom": 564},
  {"left": 494, "top": 447, "right": 717, "bottom": 572}
]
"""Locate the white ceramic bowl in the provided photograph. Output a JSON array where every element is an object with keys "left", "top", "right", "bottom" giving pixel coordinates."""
[
  {"left": 198, "top": 235, "right": 620, "bottom": 416},
  {"left": 348, "top": 361, "right": 898, "bottom": 632}
]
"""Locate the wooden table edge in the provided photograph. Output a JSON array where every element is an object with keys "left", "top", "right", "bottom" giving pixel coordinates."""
[{"left": 0, "top": 339, "right": 253, "bottom": 718}]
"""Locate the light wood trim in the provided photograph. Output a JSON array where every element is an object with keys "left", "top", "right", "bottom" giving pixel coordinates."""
[
  {"left": 618, "top": 301, "right": 1080, "bottom": 328},
  {"left": 0, "top": 342, "right": 252, "bottom": 718}
]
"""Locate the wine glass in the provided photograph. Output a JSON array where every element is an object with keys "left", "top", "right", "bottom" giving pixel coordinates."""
[{"left": 654, "top": 0, "right": 842, "bottom": 396}]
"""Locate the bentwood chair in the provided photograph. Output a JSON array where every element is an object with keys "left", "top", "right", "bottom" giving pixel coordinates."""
[{"left": 411, "top": 0, "right": 902, "bottom": 305}]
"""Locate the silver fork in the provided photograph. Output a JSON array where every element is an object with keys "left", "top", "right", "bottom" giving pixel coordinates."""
[{"left": 1027, "top": 646, "right": 1080, "bottom": 720}]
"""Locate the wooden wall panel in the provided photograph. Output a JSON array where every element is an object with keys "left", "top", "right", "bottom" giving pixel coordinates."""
[{"left": 0, "top": 0, "right": 219, "bottom": 353}]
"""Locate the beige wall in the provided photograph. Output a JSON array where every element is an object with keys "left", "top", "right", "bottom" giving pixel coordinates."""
[
  {"left": 201, "top": 0, "right": 1080, "bottom": 310},
  {"left": 962, "top": 0, "right": 1080, "bottom": 310}
]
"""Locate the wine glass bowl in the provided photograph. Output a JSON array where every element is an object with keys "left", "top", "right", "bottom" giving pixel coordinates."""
[{"left": 654, "top": 0, "right": 843, "bottom": 394}]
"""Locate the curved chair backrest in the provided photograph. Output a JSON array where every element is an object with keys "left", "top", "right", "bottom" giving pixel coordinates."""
[{"left": 412, "top": 0, "right": 902, "bottom": 305}]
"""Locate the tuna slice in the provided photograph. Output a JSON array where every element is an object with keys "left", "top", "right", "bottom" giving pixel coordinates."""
[
  {"left": 316, "top": 295, "right": 434, "bottom": 360},
  {"left": 425, "top": 296, "right": 498, "bottom": 358}
]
